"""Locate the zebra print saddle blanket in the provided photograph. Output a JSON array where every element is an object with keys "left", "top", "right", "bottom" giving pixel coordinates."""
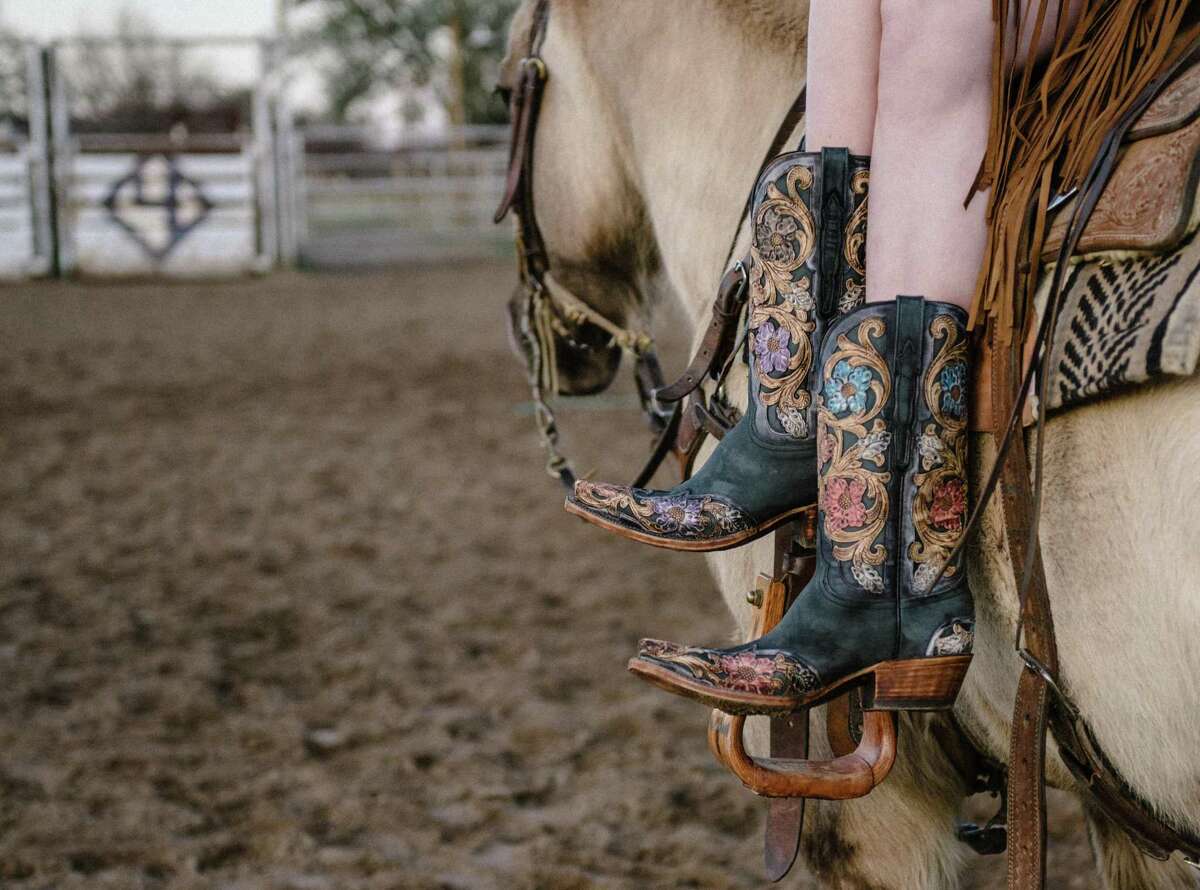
[{"left": 1035, "top": 57, "right": 1200, "bottom": 414}]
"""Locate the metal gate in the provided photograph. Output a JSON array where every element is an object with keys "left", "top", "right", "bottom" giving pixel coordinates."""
[
  {"left": 0, "top": 40, "right": 54, "bottom": 278},
  {"left": 46, "top": 37, "right": 300, "bottom": 277},
  {"left": 300, "top": 125, "right": 509, "bottom": 268},
  {"left": 0, "top": 37, "right": 301, "bottom": 279}
]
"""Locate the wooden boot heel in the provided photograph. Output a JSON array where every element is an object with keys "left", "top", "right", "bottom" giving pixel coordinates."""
[{"left": 864, "top": 655, "right": 972, "bottom": 711}]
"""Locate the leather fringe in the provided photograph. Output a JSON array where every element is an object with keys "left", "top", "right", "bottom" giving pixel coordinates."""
[{"left": 969, "top": 0, "right": 1199, "bottom": 342}]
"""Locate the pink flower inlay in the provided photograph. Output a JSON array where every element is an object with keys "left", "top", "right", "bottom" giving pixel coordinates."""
[
  {"left": 716, "top": 652, "right": 780, "bottom": 694},
  {"left": 824, "top": 476, "right": 867, "bottom": 532},
  {"left": 930, "top": 478, "right": 966, "bottom": 531}
]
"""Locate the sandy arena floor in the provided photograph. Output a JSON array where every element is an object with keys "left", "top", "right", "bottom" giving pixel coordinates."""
[{"left": 0, "top": 263, "right": 1093, "bottom": 888}]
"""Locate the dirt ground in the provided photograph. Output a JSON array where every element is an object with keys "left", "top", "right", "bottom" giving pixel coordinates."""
[{"left": 0, "top": 262, "right": 1093, "bottom": 888}]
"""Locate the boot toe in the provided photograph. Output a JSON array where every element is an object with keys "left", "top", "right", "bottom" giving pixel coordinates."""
[
  {"left": 567, "top": 480, "right": 753, "bottom": 542},
  {"left": 633, "top": 641, "right": 822, "bottom": 701}
]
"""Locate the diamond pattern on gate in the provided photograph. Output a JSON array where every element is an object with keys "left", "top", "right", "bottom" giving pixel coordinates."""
[{"left": 102, "top": 154, "right": 214, "bottom": 261}]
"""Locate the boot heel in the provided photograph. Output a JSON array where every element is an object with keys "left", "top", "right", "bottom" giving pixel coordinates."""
[{"left": 864, "top": 655, "right": 971, "bottom": 711}]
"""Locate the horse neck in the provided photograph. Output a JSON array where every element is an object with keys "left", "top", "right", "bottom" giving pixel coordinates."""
[{"left": 603, "top": 6, "right": 808, "bottom": 331}]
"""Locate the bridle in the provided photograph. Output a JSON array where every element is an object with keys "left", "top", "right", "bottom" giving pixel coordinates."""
[
  {"left": 494, "top": 0, "right": 807, "bottom": 492},
  {"left": 494, "top": 0, "right": 671, "bottom": 491}
]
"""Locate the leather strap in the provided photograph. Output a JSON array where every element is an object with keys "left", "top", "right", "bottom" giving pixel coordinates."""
[
  {"left": 764, "top": 524, "right": 816, "bottom": 882},
  {"left": 630, "top": 399, "right": 682, "bottom": 489},
  {"left": 495, "top": 0, "right": 550, "bottom": 228},
  {"left": 655, "top": 89, "right": 807, "bottom": 408},
  {"left": 992, "top": 329, "right": 1056, "bottom": 890},
  {"left": 1000, "top": 36, "right": 1200, "bottom": 890},
  {"left": 1007, "top": 669, "right": 1051, "bottom": 888},
  {"left": 653, "top": 261, "right": 749, "bottom": 403},
  {"left": 817, "top": 148, "right": 849, "bottom": 320}
]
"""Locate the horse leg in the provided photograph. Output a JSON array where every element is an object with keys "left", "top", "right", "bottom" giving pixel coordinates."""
[
  {"left": 1085, "top": 802, "right": 1200, "bottom": 890},
  {"left": 798, "top": 711, "right": 975, "bottom": 889}
]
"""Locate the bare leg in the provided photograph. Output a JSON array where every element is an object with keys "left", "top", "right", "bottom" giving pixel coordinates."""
[
  {"left": 805, "top": 1, "right": 881, "bottom": 155},
  {"left": 865, "top": 0, "right": 994, "bottom": 309}
]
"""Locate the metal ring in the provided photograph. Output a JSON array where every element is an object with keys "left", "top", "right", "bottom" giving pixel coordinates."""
[
  {"left": 1017, "top": 648, "right": 1079, "bottom": 719},
  {"left": 521, "top": 56, "right": 547, "bottom": 80}
]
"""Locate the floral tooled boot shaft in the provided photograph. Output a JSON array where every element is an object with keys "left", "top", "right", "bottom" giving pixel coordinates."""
[
  {"left": 565, "top": 147, "right": 870, "bottom": 551},
  {"left": 628, "top": 297, "right": 975, "bottom": 716}
]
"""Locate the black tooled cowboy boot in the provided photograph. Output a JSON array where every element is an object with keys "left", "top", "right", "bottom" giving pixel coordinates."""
[
  {"left": 564, "top": 148, "right": 871, "bottom": 551},
  {"left": 628, "top": 297, "right": 975, "bottom": 716}
]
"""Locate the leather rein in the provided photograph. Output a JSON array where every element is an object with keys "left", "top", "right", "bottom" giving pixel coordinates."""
[
  {"left": 495, "top": 0, "right": 806, "bottom": 491},
  {"left": 495, "top": 0, "right": 668, "bottom": 490}
]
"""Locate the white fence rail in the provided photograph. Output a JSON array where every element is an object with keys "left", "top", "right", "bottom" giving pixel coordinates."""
[
  {"left": 0, "top": 147, "right": 41, "bottom": 278},
  {"left": 299, "top": 128, "right": 512, "bottom": 268},
  {"left": 0, "top": 44, "right": 512, "bottom": 277}
]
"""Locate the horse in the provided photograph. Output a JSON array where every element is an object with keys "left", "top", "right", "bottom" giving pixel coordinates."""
[{"left": 498, "top": 2, "right": 1200, "bottom": 887}]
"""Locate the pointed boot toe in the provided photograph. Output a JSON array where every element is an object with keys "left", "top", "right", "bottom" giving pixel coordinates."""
[
  {"left": 566, "top": 480, "right": 769, "bottom": 550},
  {"left": 629, "top": 642, "right": 822, "bottom": 716}
]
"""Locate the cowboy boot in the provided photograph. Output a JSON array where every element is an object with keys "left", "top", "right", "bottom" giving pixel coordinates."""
[
  {"left": 628, "top": 297, "right": 975, "bottom": 716},
  {"left": 564, "top": 147, "right": 871, "bottom": 551}
]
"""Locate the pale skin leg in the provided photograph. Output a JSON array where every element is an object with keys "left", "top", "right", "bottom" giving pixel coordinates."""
[
  {"left": 809, "top": 1, "right": 1080, "bottom": 311},
  {"left": 804, "top": 0, "right": 881, "bottom": 157},
  {"left": 865, "top": 0, "right": 994, "bottom": 310}
]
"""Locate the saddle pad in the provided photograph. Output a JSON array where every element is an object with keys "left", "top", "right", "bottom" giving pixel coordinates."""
[{"left": 1040, "top": 221, "right": 1200, "bottom": 413}]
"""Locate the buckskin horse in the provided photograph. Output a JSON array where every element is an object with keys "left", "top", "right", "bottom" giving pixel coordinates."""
[{"left": 497, "top": 1, "right": 1200, "bottom": 887}]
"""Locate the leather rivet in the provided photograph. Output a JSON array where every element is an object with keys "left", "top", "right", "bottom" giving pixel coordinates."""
[{"left": 746, "top": 589, "right": 764, "bottom": 608}]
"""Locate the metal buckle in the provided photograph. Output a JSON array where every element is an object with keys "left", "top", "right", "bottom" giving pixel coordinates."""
[
  {"left": 521, "top": 55, "right": 547, "bottom": 81},
  {"left": 1017, "top": 648, "right": 1079, "bottom": 720},
  {"left": 1046, "top": 186, "right": 1079, "bottom": 212}
]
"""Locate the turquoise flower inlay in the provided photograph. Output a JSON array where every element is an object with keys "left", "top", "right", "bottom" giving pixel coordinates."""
[
  {"left": 939, "top": 361, "right": 967, "bottom": 419},
  {"left": 824, "top": 360, "right": 873, "bottom": 415}
]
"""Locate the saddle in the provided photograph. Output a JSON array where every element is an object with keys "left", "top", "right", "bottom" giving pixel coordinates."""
[{"left": 973, "top": 56, "right": 1200, "bottom": 431}]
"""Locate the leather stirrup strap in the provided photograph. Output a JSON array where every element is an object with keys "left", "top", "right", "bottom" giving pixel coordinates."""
[
  {"left": 993, "top": 328, "right": 1058, "bottom": 890},
  {"left": 987, "top": 313, "right": 1062, "bottom": 888},
  {"left": 653, "top": 262, "right": 749, "bottom": 403},
  {"left": 764, "top": 524, "right": 814, "bottom": 882}
]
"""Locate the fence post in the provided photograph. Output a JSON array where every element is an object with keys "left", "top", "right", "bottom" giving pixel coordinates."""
[
  {"left": 24, "top": 43, "right": 54, "bottom": 276},
  {"left": 252, "top": 39, "right": 279, "bottom": 272},
  {"left": 271, "top": 40, "right": 301, "bottom": 268},
  {"left": 46, "top": 43, "right": 75, "bottom": 276}
]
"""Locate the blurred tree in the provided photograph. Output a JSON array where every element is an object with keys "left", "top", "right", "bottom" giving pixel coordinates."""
[
  {"left": 0, "top": 32, "right": 28, "bottom": 126},
  {"left": 0, "top": 10, "right": 31, "bottom": 126},
  {"left": 296, "top": 0, "right": 519, "bottom": 125},
  {"left": 67, "top": 8, "right": 243, "bottom": 131}
]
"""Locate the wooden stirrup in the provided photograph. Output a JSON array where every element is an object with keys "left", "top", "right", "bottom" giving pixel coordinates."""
[
  {"left": 706, "top": 560, "right": 897, "bottom": 801},
  {"left": 708, "top": 706, "right": 896, "bottom": 800}
]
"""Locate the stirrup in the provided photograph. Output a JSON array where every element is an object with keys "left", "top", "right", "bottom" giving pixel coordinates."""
[
  {"left": 708, "top": 706, "right": 896, "bottom": 800},
  {"left": 704, "top": 558, "right": 898, "bottom": 800}
]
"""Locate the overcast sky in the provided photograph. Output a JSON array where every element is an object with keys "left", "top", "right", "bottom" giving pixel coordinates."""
[{"left": 1, "top": 0, "right": 275, "bottom": 40}]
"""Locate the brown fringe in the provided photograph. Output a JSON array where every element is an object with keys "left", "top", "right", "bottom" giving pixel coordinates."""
[{"left": 969, "top": 0, "right": 1199, "bottom": 342}]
